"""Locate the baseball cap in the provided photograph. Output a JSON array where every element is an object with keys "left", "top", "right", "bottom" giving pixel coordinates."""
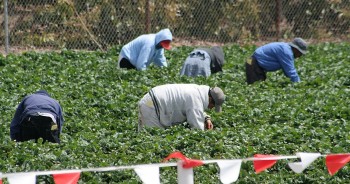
[
  {"left": 289, "top": 38, "right": 307, "bottom": 55},
  {"left": 160, "top": 40, "right": 172, "bottom": 50},
  {"left": 209, "top": 87, "right": 225, "bottom": 112}
]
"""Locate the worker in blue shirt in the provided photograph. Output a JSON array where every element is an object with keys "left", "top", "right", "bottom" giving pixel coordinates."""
[
  {"left": 118, "top": 28, "right": 173, "bottom": 71},
  {"left": 10, "top": 90, "right": 64, "bottom": 143},
  {"left": 245, "top": 38, "right": 307, "bottom": 84}
]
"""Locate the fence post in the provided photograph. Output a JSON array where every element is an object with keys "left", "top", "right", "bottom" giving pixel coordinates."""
[
  {"left": 275, "top": 0, "right": 282, "bottom": 41},
  {"left": 4, "top": 0, "right": 10, "bottom": 54},
  {"left": 145, "top": 0, "right": 150, "bottom": 33}
]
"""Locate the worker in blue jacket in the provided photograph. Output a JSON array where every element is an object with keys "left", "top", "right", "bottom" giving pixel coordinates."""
[
  {"left": 118, "top": 28, "right": 173, "bottom": 71},
  {"left": 10, "top": 90, "right": 64, "bottom": 143},
  {"left": 245, "top": 38, "right": 307, "bottom": 84}
]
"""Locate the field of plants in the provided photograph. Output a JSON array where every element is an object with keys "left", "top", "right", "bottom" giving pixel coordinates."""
[{"left": 0, "top": 42, "right": 349, "bottom": 183}]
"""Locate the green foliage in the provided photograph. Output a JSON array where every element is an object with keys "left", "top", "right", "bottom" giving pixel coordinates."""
[
  {"left": 283, "top": 0, "right": 350, "bottom": 38},
  {"left": 0, "top": 43, "right": 349, "bottom": 183},
  {"left": 14, "top": 0, "right": 56, "bottom": 6},
  {"left": 6, "top": 1, "right": 350, "bottom": 49}
]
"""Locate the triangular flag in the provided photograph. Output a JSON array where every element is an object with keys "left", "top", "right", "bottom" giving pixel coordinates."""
[
  {"left": 183, "top": 158, "right": 204, "bottom": 168},
  {"left": 7, "top": 173, "right": 36, "bottom": 184},
  {"left": 288, "top": 152, "right": 321, "bottom": 173},
  {"left": 134, "top": 165, "right": 160, "bottom": 184},
  {"left": 253, "top": 154, "right": 278, "bottom": 174},
  {"left": 53, "top": 172, "right": 81, "bottom": 184},
  {"left": 177, "top": 161, "right": 194, "bottom": 184},
  {"left": 217, "top": 160, "right": 242, "bottom": 184},
  {"left": 326, "top": 153, "right": 350, "bottom": 176},
  {"left": 0, "top": 178, "right": 2, "bottom": 184},
  {"left": 163, "top": 151, "right": 204, "bottom": 168}
]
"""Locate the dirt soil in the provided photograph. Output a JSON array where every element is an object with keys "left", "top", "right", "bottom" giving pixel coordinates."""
[{"left": 1, "top": 37, "right": 348, "bottom": 56}]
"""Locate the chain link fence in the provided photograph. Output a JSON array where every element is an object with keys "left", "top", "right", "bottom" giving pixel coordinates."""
[{"left": 1, "top": 0, "right": 350, "bottom": 54}]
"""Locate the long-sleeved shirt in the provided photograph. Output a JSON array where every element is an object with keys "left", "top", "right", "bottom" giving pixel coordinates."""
[
  {"left": 151, "top": 84, "right": 210, "bottom": 130},
  {"left": 253, "top": 42, "right": 300, "bottom": 82},
  {"left": 180, "top": 49, "right": 212, "bottom": 77},
  {"left": 10, "top": 90, "right": 64, "bottom": 139},
  {"left": 119, "top": 28, "right": 173, "bottom": 71},
  {"left": 180, "top": 46, "right": 225, "bottom": 77}
]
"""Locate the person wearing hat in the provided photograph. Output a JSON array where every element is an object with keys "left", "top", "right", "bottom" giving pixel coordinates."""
[
  {"left": 138, "top": 84, "right": 225, "bottom": 131},
  {"left": 245, "top": 37, "right": 308, "bottom": 84},
  {"left": 180, "top": 46, "right": 225, "bottom": 77},
  {"left": 10, "top": 90, "right": 64, "bottom": 143},
  {"left": 118, "top": 28, "right": 173, "bottom": 71}
]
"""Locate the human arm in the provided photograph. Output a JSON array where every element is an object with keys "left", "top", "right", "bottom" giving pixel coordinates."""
[
  {"left": 152, "top": 49, "right": 168, "bottom": 67},
  {"left": 203, "top": 112, "right": 213, "bottom": 130},
  {"left": 10, "top": 101, "right": 25, "bottom": 139},
  {"left": 186, "top": 109, "right": 211, "bottom": 130},
  {"left": 205, "top": 119, "right": 213, "bottom": 130},
  {"left": 277, "top": 52, "right": 300, "bottom": 82},
  {"left": 57, "top": 104, "right": 64, "bottom": 133}
]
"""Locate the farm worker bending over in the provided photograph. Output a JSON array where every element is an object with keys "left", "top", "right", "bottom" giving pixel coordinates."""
[
  {"left": 245, "top": 37, "right": 308, "bottom": 84},
  {"left": 138, "top": 84, "right": 225, "bottom": 131},
  {"left": 180, "top": 46, "right": 225, "bottom": 77},
  {"left": 118, "top": 28, "right": 173, "bottom": 70},
  {"left": 10, "top": 90, "right": 64, "bottom": 143}
]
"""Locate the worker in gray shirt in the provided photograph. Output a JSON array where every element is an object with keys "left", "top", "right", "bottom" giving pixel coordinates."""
[{"left": 180, "top": 46, "right": 225, "bottom": 77}]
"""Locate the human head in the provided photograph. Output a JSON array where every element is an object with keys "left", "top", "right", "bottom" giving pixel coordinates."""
[
  {"left": 209, "top": 87, "right": 225, "bottom": 112},
  {"left": 156, "top": 28, "right": 173, "bottom": 50},
  {"left": 289, "top": 38, "right": 307, "bottom": 58},
  {"left": 160, "top": 40, "right": 172, "bottom": 50}
]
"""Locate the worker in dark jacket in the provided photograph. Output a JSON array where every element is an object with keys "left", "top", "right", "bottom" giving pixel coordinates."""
[
  {"left": 10, "top": 90, "right": 64, "bottom": 143},
  {"left": 180, "top": 46, "right": 225, "bottom": 77}
]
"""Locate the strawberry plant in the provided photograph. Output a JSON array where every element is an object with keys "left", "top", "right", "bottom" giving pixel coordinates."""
[{"left": 0, "top": 42, "right": 349, "bottom": 183}]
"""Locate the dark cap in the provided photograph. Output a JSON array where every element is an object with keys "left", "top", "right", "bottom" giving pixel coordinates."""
[
  {"left": 289, "top": 38, "right": 307, "bottom": 55},
  {"left": 209, "top": 87, "right": 225, "bottom": 112}
]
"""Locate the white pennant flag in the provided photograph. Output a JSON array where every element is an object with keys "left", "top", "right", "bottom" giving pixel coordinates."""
[
  {"left": 134, "top": 165, "right": 160, "bottom": 184},
  {"left": 288, "top": 152, "right": 321, "bottom": 173},
  {"left": 177, "top": 161, "right": 194, "bottom": 184},
  {"left": 217, "top": 160, "right": 242, "bottom": 184},
  {"left": 8, "top": 173, "right": 36, "bottom": 184}
]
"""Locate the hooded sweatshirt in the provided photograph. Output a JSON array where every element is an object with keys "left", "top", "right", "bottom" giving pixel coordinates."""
[
  {"left": 119, "top": 28, "right": 173, "bottom": 71},
  {"left": 10, "top": 90, "right": 64, "bottom": 139},
  {"left": 151, "top": 84, "right": 209, "bottom": 130}
]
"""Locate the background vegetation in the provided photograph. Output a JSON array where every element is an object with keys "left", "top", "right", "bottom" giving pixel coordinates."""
[
  {"left": 0, "top": 42, "right": 349, "bottom": 183},
  {"left": 1, "top": 0, "right": 350, "bottom": 50}
]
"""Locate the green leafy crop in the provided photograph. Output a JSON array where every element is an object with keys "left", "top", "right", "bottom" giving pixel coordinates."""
[{"left": 0, "top": 43, "right": 349, "bottom": 183}]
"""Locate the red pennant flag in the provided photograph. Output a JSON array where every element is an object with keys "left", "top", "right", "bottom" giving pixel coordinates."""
[
  {"left": 326, "top": 154, "right": 350, "bottom": 176},
  {"left": 53, "top": 172, "right": 81, "bottom": 184},
  {"left": 163, "top": 151, "right": 204, "bottom": 168},
  {"left": 253, "top": 154, "right": 278, "bottom": 174},
  {"left": 0, "top": 179, "right": 2, "bottom": 184}
]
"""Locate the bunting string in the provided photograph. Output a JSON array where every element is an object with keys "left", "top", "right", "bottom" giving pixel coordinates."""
[{"left": 0, "top": 152, "right": 349, "bottom": 184}]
